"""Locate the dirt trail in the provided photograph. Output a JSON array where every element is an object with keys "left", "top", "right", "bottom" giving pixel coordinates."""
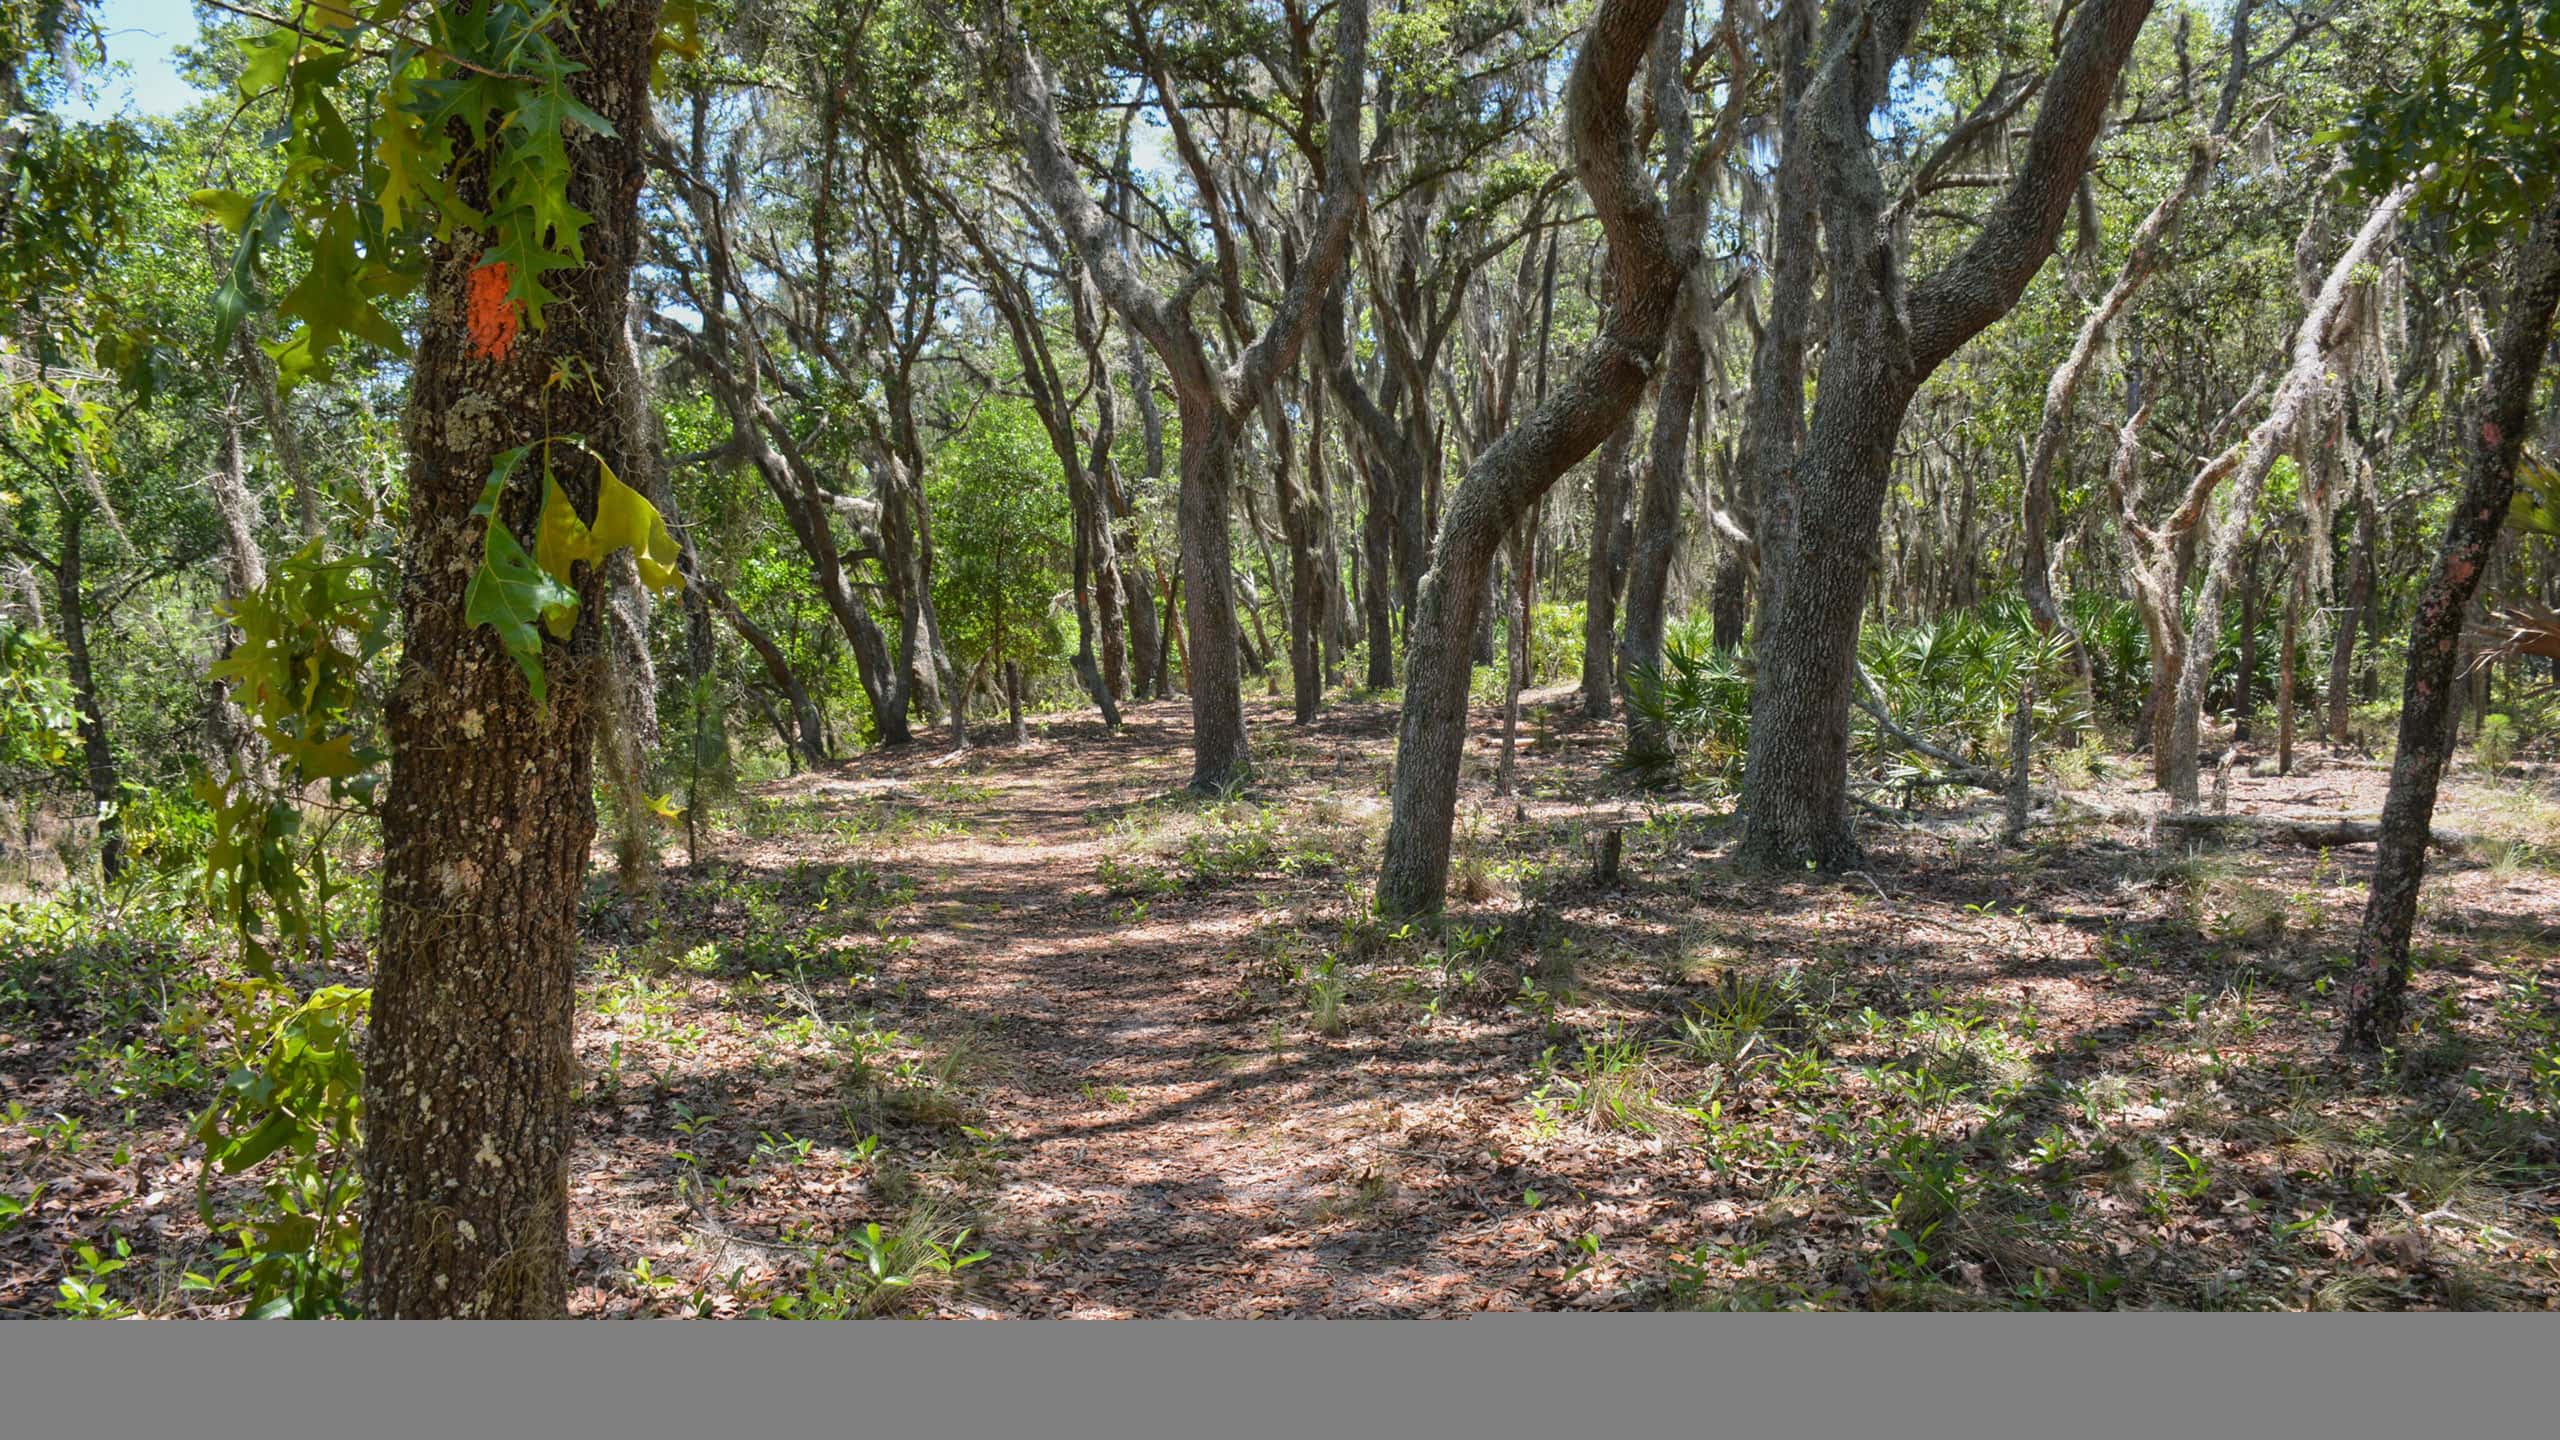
[{"left": 833, "top": 699, "right": 1564, "bottom": 1317}]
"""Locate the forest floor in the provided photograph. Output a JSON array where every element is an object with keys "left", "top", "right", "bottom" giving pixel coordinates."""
[{"left": 6, "top": 685, "right": 2560, "bottom": 1315}]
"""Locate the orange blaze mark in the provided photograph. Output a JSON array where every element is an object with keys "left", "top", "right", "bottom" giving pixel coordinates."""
[{"left": 467, "top": 261, "right": 521, "bottom": 363}]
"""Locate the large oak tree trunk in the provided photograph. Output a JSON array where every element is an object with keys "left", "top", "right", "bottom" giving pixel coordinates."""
[
  {"left": 2341, "top": 192, "right": 2560, "bottom": 1053},
  {"left": 1741, "top": 365, "right": 1924, "bottom": 867},
  {"left": 360, "top": 0, "right": 661, "bottom": 1318},
  {"left": 1178, "top": 398, "right": 1252, "bottom": 786},
  {"left": 1739, "top": 0, "right": 2155, "bottom": 867}
]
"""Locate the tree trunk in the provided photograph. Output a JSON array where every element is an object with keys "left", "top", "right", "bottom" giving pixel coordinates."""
[
  {"left": 950, "top": 651, "right": 992, "bottom": 752},
  {"left": 1579, "top": 418, "right": 1634, "bottom": 715},
  {"left": 1270, "top": 377, "right": 1328, "bottom": 724},
  {"left": 1066, "top": 470, "right": 1123, "bottom": 728},
  {"left": 2277, "top": 552, "right": 2301, "bottom": 775},
  {"left": 1006, "top": 659, "right": 1026, "bottom": 743},
  {"left": 1355, "top": 445, "right": 1398, "bottom": 690},
  {"left": 655, "top": 479, "right": 730, "bottom": 867},
  {"left": 1740, "top": 0, "right": 2155, "bottom": 867},
  {"left": 2328, "top": 483, "right": 2376, "bottom": 742},
  {"left": 360, "top": 0, "right": 661, "bottom": 1318},
  {"left": 2164, "top": 175, "right": 2424, "bottom": 807},
  {"left": 2344, "top": 194, "right": 2560, "bottom": 1049},
  {"left": 706, "top": 580, "right": 826, "bottom": 766},
  {"left": 53, "top": 508, "right": 121, "bottom": 883},
  {"left": 1729, "top": 0, "right": 1818, "bottom": 630},
  {"left": 2237, "top": 538, "right": 2263, "bottom": 739},
  {"left": 1618, "top": 322, "right": 1703, "bottom": 777},
  {"left": 1377, "top": 0, "right": 1694, "bottom": 919},
  {"left": 1178, "top": 397, "right": 1252, "bottom": 786},
  {"left": 993, "top": 0, "right": 1370, "bottom": 787},
  {"left": 1497, "top": 517, "right": 1533, "bottom": 796},
  {"left": 2017, "top": 0, "right": 2253, "bottom": 688},
  {"left": 205, "top": 394, "right": 271, "bottom": 775}
]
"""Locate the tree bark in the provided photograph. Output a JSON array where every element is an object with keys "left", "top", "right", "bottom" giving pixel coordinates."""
[
  {"left": 1266, "top": 359, "right": 1328, "bottom": 723},
  {"left": 1727, "top": 0, "right": 1818, "bottom": 635},
  {"left": 1578, "top": 418, "right": 1634, "bottom": 715},
  {"left": 1376, "top": 0, "right": 1698, "bottom": 919},
  {"left": 1617, "top": 322, "right": 1703, "bottom": 777},
  {"left": 360, "top": 0, "right": 661, "bottom": 1318},
  {"left": 1741, "top": 0, "right": 2156, "bottom": 869},
  {"left": 2341, "top": 191, "right": 2560, "bottom": 1053},
  {"left": 2328, "top": 477, "right": 2376, "bottom": 742},
  {"left": 52, "top": 508, "right": 121, "bottom": 882},
  {"left": 1606, "top": 0, "right": 1705, "bottom": 767}
]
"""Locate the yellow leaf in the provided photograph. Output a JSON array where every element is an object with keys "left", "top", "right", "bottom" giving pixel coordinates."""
[
  {"left": 534, "top": 471, "right": 594, "bottom": 581},
  {"left": 190, "top": 188, "right": 255, "bottom": 232},
  {"left": 529, "top": 449, "right": 683, "bottom": 623},
  {"left": 588, "top": 458, "right": 685, "bottom": 594}
]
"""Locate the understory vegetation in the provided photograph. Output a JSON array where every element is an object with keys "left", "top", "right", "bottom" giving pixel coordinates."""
[{"left": 8, "top": 701, "right": 2558, "bottom": 1315}]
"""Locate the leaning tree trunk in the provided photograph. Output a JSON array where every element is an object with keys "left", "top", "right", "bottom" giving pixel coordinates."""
[
  {"left": 2163, "top": 173, "right": 2423, "bottom": 808},
  {"left": 705, "top": 579, "right": 827, "bottom": 767},
  {"left": 360, "top": 0, "right": 662, "bottom": 1319},
  {"left": 2341, "top": 191, "right": 2560, "bottom": 1053},
  {"left": 1376, "top": 0, "right": 1694, "bottom": 919}
]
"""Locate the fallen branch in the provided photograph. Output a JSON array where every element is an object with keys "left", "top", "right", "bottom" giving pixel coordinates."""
[
  {"left": 1853, "top": 665, "right": 2008, "bottom": 794},
  {"left": 2064, "top": 804, "right": 2484, "bottom": 854}
]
